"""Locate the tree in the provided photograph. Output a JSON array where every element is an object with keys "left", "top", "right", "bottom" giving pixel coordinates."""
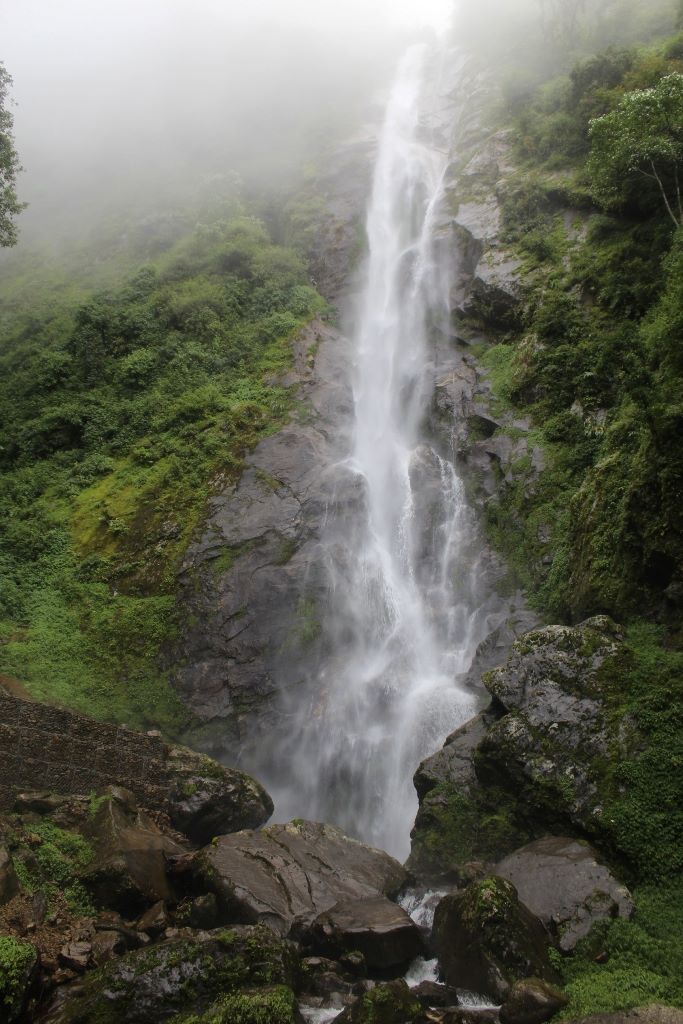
[
  {"left": 588, "top": 74, "right": 683, "bottom": 227},
  {"left": 0, "top": 63, "right": 25, "bottom": 247},
  {"left": 537, "top": 0, "right": 588, "bottom": 45}
]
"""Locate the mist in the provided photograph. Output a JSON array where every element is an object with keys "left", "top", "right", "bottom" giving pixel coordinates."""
[{"left": 0, "top": 0, "right": 453, "bottom": 247}]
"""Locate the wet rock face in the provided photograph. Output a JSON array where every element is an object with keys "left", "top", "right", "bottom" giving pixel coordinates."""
[
  {"left": 171, "top": 319, "right": 358, "bottom": 752},
  {"left": 432, "top": 877, "right": 560, "bottom": 1002},
  {"left": 196, "top": 820, "right": 407, "bottom": 937},
  {"left": 495, "top": 837, "right": 634, "bottom": 953},
  {"left": 410, "top": 616, "right": 634, "bottom": 879}
]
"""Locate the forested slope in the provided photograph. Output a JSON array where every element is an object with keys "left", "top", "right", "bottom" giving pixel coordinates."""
[{"left": 0, "top": 199, "right": 325, "bottom": 731}]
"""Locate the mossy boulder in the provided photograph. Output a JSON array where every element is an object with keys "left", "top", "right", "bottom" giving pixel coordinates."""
[
  {"left": 44, "top": 926, "right": 298, "bottom": 1023},
  {"left": 432, "top": 877, "right": 560, "bottom": 1002},
  {"left": 304, "top": 895, "right": 422, "bottom": 969},
  {"left": 0, "top": 936, "right": 38, "bottom": 1024},
  {"left": 165, "top": 745, "right": 273, "bottom": 845},
  {"left": 81, "top": 787, "right": 186, "bottom": 915},
  {"left": 410, "top": 617, "right": 635, "bottom": 880},
  {"left": 500, "top": 978, "right": 569, "bottom": 1024},
  {"left": 335, "top": 979, "right": 422, "bottom": 1024}
]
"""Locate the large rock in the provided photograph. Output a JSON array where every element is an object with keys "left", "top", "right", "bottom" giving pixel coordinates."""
[
  {"left": 305, "top": 896, "right": 422, "bottom": 969},
  {"left": 44, "top": 926, "right": 298, "bottom": 1023},
  {"left": 410, "top": 617, "right": 636, "bottom": 879},
  {"left": 81, "top": 787, "right": 185, "bottom": 915},
  {"left": 165, "top": 744, "right": 273, "bottom": 844},
  {"left": 197, "top": 820, "right": 407, "bottom": 936},
  {"left": 495, "top": 837, "right": 634, "bottom": 952},
  {"left": 478, "top": 617, "right": 633, "bottom": 838},
  {"left": 432, "top": 877, "right": 560, "bottom": 1002}
]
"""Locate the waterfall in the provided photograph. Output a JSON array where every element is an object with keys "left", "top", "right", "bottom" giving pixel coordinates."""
[{"left": 261, "top": 42, "right": 502, "bottom": 860}]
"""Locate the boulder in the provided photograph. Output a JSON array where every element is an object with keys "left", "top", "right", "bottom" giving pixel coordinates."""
[
  {"left": 299, "top": 955, "right": 363, "bottom": 1008},
  {"left": 336, "top": 979, "right": 422, "bottom": 1024},
  {"left": 305, "top": 895, "right": 422, "bottom": 969},
  {"left": 197, "top": 820, "right": 407, "bottom": 936},
  {"left": 500, "top": 978, "right": 569, "bottom": 1024},
  {"left": 165, "top": 744, "right": 273, "bottom": 844},
  {"left": 0, "top": 843, "right": 19, "bottom": 905},
  {"left": 81, "top": 787, "right": 185, "bottom": 915},
  {"left": 495, "top": 837, "right": 634, "bottom": 952},
  {"left": 432, "top": 877, "right": 560, "bottom": 1002},
  {"left": 44, "top": 925, "right": 298, "bottom": 1023},
  {"left": 410, "top": 618, "right": 636, "bottom": 879},
  {"left": 412, "top": 980, "right": 461, "bottom": 1008}
]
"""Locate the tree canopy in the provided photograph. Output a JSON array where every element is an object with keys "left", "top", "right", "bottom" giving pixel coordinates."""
[
  {"left": 0, "top": 63, "right": 24, "bottom": 247},
  {"left": 588, "top": 73, "right": 683, "bottom": 226}
]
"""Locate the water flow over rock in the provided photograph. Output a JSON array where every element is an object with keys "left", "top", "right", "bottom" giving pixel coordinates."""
[{"left": 265, "top": 44, "right": 505, "bottom": 859}]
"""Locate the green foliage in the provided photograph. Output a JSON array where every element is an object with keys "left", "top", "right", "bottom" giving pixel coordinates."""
[
  {"left": 588, "top": 73, "right": 683, "bottom": 225},
  {"left": 557, "top": 882, "right": 683, "bottom": 1016},
  {"left": 0, "top": 64, "right": 25, "bottom": 247},
  {"left": 174, "top": 986, "right": 298, "bottom": 1024},
  {"left": 0, "top": 210, "right": 325, "bottom": 731},
  {"left": 0, "top": 936, "right": 36, "bottom": 1016},
  {"left": 13, "top": 820, "right": 96, "bottom": 915}
]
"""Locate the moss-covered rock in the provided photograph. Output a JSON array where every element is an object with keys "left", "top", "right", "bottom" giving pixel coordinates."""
[
  {"left": 45, "top": 926, "right": 299, "bottom": 1023},
  {"left": 432, "top": 877, "right": 560, "bottom": 1002},
  {"left": 410, "top": 617, "right": 638, "bottom": 879},
  {"left": 169, "top": 985, "right": 298, "bottom": 1024},
  {"left": 335, "top": 979, "right": 422, "bottom": 1024}
]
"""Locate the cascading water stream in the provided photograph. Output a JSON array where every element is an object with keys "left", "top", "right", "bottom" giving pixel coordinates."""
[{"left": 262, "top": 40, "right": 503, "bottom": 860}]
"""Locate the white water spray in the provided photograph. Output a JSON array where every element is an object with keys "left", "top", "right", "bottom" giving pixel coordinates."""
[{"left": 263, "top": 42, "right": 502, "bottom": 859}]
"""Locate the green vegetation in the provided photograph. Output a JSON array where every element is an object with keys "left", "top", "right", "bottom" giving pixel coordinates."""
[
  {"left": 0, "top": 207, "right": 325, "bottom": 732},
  {"left": 0, "top": 936, "right": 36, "bottom": 1018},
  {"left": 464, "top": 21, "right": 683, "bottom": 1017},
  {"left": 0, "top": 63, "right": 24, "bottom": 247},
  {"left": 556, "top": 882, "right": 683, "bottom": 1015},
  {"left": 173, "top": 986, "right": 298, "bottom": 1024},
  {"left": 11, "top": 819, "right": 95, "bottom": 915}
]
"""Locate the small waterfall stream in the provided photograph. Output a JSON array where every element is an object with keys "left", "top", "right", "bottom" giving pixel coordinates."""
[{"left": 264, "top": 40, "right": 504, "bottom": 860}]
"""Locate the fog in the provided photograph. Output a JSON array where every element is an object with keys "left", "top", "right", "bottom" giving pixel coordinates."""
[
  {"left": 1, "top": 0, "right": 677, "bottom": 251},
  {"left": 0, "top": 0, "right": 453, "bottom": 245}
]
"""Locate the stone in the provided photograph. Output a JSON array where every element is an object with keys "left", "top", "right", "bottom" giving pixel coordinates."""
[
  {"left": 91, "top": 929, "right": 126, "bottom": 965},
  {"left": 58, "top": 942, "right": 91, "bottom": 972},
  {"left": 81, "top": 787, "right": 185, "bottom": 915},
  {"left": 197, "top": 820, "right": 407, "bottom": 936},
  {"left": 44, "top": 925, "right": 298, "bottom": 1023},
  {"left": 176, "top": 892, "right": 219, "bottom": 930},
  {"left": 336, "top": 979, "right": 422, "bottom": 1024},
  {"left": 495, "top": 837, "right": 634, "bottom": 952},
  {"left": 0, "top": 843, "right": 20, "bottom": 905},
  {"left": 165, "top": 744, "right": 273, "bottom": 844},
  {"left": 432, "top": 877, "right": 560, "bottom": 1002},
  {"left": 500, "top": 978, "right": 569, "bottom": 1024},
  {"left": 305, "top": 895, "right": 422, "bottom": 969},
  {"left": 299, "top": 956, "right": 360, "bottom": 1007},
  {"left": 412, "top": 980, "right": 461, "bottom": 1008},
  {"left": 136, "top": 900, "right": 169, "bottom": 936}
]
